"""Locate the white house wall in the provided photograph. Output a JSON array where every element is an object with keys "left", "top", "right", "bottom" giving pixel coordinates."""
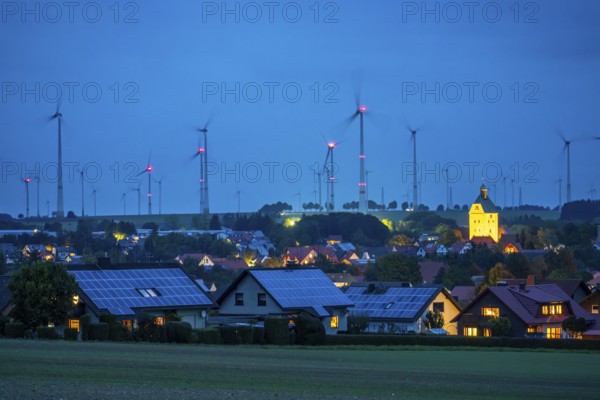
[{"left": 219, "top": 275, "right": 284, "bottom": 315}]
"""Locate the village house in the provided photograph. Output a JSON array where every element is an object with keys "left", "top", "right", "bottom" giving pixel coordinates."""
[
  {"left": 344, "top": 282, "right": 462, "bottom": 335},
  {"left": 68, "top": 266, "right": 215, "bottom": 332},
  {"left": 216, "top": 268, "right": 353, "bottom": 334},
  {"left": 452, "top": 283, "right": 592, "bottom": 339}
]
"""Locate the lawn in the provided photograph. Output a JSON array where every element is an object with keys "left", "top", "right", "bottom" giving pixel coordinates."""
[{"left": 0, "top": 340, "right": 598, "bottom": 399}]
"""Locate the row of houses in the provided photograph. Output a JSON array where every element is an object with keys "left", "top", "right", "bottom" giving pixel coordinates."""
[{"left": 2, "top": 262, "right": 599, "bottom": 340}]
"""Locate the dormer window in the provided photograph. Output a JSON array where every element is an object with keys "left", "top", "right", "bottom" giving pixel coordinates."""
[{"left": 541, "top": 304, "right": 562, "bottom": 315}]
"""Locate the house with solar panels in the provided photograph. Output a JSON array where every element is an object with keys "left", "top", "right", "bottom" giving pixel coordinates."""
[
  {"left": 216, "top": 268, "right": 354, "bottom": 334},
  {"left": 344, "top": 283, "right": 462, "bottom": 335},
  {"left": 69, "top": 267, "right": 215, "bottom": 331}
]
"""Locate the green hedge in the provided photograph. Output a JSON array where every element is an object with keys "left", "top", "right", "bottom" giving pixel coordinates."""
[
  {"left": 0, "top": 315, "right": 9, "bottom": 337},
  {"left": 36, "top": 326, "right": 59, "bottom": 340},
  {"left": 294, "top": 312, "right": 325, "bottom": 346},
  {"left": 99, "top": 314, "right": 128, "bottom": 341},
  {"left": 166, "top": 321, "right": 193, "bottom": 343},
  {"left": 5, "top": 322, "right": 25, "bottom": 339},
  {"left": 324, "top": 334, "right": 600, "bottom": 350},
  {"left": 195, "top": 328, "right": 221, "bottom": 344},
  {"left": 88, "top": 323, "right": 110, "bottom": 341},
  {"left": 264, "top": 317, "right": 289, "bottom": 345},
  {"left": 237, "top": 326, "right": 254, "bottom": 344},
  {"left": 64, "top": 328, "right": 79, "bottom": 341},
  {"left": 80, "top": 315, "right": 91, "bottom": 341},
  {"left": 218, "top": 326, "right": 241, "bottom": 345},
  {"left": 252, "top": 326, "right": 265, "bottom": 344}
]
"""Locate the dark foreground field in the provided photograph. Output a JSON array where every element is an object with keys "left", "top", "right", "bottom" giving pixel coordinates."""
[{"left": 0, "top": 340, "right": 598, "bottom": 400}]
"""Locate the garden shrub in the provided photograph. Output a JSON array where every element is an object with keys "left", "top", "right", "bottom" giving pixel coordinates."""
[
  {"left": 0, "top": 315, "right": 9, "bottom": 337},
  {"left": 36, "top": 326, "right": 59, "bottom": 340},
  {"left": 99, "top": 314, "right": 128, "bottom": 341},
  {"left": 64, "top": 327, "right": 78, "bottom": 341},
  {"left": 88, "top": 322, "right": 109, "bottom": 341},
  {"left": 237, "top": 326, "right": 253, "bottom": 344},
  {"left": 5, "top": 322, "right": 25, "bottom": 339},
  {"left": 294, "top": 312, "right": 326, "bottom": 346},
  {"left": 166, "top": 321, "right": 192, "bottom": 343},
  {"left": 134, "top": 314, "right": 163, "bottom": 342},
  {"left": 264, "top": 317, "right": 289, "bottom": 345}
]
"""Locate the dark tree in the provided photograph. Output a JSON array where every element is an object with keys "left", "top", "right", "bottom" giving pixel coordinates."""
[
  {"left": 8, "top": 262, "right": 78, "bottom": 329},
  {"left": 376, "top": 253, "right": 422, "bottom": 284},
  {"left": 387, "top": 200, "right": 398, "bottom": 210},
  {"left": 424, "top": 310, "right": 444, "bottom": 329},
  {"left": 209, "top": 215, "right": 222, "bottom": 230}
]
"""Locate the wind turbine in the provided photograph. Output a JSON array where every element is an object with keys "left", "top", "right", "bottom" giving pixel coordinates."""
[
  {"left": 559, "top": 133, "right": 579, "bottom": 203},
  {"left": 23, "top": 177, "right": 31, "bottom": 219},
  {"left": 132, "top": 184, "right": 141, "bottom": 215},
  {"left": 341, "top": 100, "right": 369, "bottom": 213},
  {"left": 406, "top": 126, "right": 422, "bottom": 211},
  {"left": 34, "top": 175, "right": 40, "bottom": 218},
  {"left": 194, "top": 118, "right": 212, "bottom": 216},
  {"left": 294, "top": 192, "right": 302, "bottom": 212},
  {"left": 48, "top": 102, "right": 65, "bottom": 218},
  {"left": 322, "top": 142, "right": 337, "bottom": 212},
  {"left": 92, "top": 189, "right": 97, "bottom": 216},
  {"left": 556, "top": 178, "right": 563, "bottom": 210},
  {"left": 137, "top": 154, "right": 153, "bottom": 215},
  {"left": 365, "top": 170, "right": 374, "bottom": 211},
  {"left": 79, "top": 170, "right": 85, "bottom": 217},
  {"left": 235, "top": 189, "right": 241, "bottom": 213},
  {"left": 121, "top": 192, "right": 127, "bottom": 215}
]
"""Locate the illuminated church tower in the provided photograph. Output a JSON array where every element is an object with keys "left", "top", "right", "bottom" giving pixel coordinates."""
[{"left": 469, "top": 184, "right": 499, "bottom": 242}]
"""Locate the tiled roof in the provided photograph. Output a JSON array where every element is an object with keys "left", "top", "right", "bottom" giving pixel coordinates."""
[
  {"left": 419, "top": 262, "right": 445, "bottom": 284},
  {"left": 451, "top": 286, "right": 477, "bottom": 303}
]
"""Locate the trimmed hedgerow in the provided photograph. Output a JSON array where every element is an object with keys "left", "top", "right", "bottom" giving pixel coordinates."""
[
  {"left": 264, "top": 317, "right": 289, "bottom": 345},
  {"left": 195, "top": 328, "right": 221, "bottom": 344},
  {"left": 294, "top": 312, "right": 325, "bottom": 346},
  {"left": 324, "top": 334, "right": 600, "bottom": 350},
  {"left": 99, "top": 314, "right": 128, "bottom": 341},
  {"left": 218, "top": 326, "right": 241, "bottom": 345},
  {"left": 252, "top": 326, "right": 265, "bottom": 344},
  {"left": 64, "top": 328, "right": 78, "bottom": 341},
  {"left": 80, "top": 315, "right": 91, "bottom": 341},
  {"left": 5, "top": 322, "right": 25, "bottom": 339},
  {"left": 237, "top": 326, "right": 254, "bottom": 344},
  {"left": 88, "top": 323, "right": 109, "bottom": 341},
  {"left": 36, "top": 326, "right": 59, "bottom": 340},
  {"left": 166, "top": 321, "right": 192, "bottom": 343}
]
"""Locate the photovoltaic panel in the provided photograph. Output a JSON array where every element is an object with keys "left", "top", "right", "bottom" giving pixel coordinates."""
[
  {"left": 71, "top": 268, "right": 213, "bottom": 316},
  {"left": 250, "top": 269, "right": 352, "bottom": 317},
  {"left": 345, "top": 286, "right": 439, "bottom": 321}
]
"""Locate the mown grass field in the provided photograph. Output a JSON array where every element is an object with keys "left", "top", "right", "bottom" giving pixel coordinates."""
[{"left": 0, "top": 340, "right": 598, "bottom": 400}]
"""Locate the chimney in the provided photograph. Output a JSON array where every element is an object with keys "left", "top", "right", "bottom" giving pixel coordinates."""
[{"left": 527, "top": 275, "right": 535, "bottom": 286}]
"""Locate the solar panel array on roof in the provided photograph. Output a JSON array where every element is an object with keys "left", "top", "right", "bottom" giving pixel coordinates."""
[
  {"left": 345, "top": 286, "right": 438, "bottom": 320},
  {"left": 250, "top": 269, "right": 352, "bottom": 317},
  {"left": 71, "top": 269, "right": 213, "bottom": 316}
]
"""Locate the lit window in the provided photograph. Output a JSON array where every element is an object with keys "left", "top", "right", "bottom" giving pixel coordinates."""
[
  {"left": 235, "top": 292, "right": 244, "bottom": 306},
  {"left": 155, "top": 317, "right": 165, "bottom": 326},
  {"left": 483, "top": 328, "right": 492, "bottom": 337},
  {"left": 72, "top": 295, "right": 79, "bottom": 305},
  {"left": 592, "top": 305, "right": 599, "bottom": 315},
  {"left": 432, "top": 302, "right": 444, "bottom": 313},
  {"left": 257, "top": 293, "right": 266, "bottom": 306},
  {"left": 330, "top": 316, "right": 339, "bottom": 329},
  {"left": 464, "top": 326, "right": 478, "bottom": 337},
  {"left": 546, "top": 327, "right": 561, "bottom": 339},
  {"left": 482, "top": 307, "right": 500, "bottom": 317},
  {"left": 122, "top": 320, "right": 132, "bottom": 331},
  {"left": 69, "top": 319, "right": 80, "bottom": 332},
  {"left": 541, "top": 304, "right": 562, "bottom": 315}
]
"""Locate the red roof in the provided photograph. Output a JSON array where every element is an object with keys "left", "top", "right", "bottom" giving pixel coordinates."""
[
  {"left": 419, "top": 262, "right": 445, "bottom": 284},
  {"left": 284, "top": 247, "right": 316, "bottom": 264},
  {"left": 313, "top": 245, "right": 339, "bottom": 264},
  {"left": 212, "top": 258, "right": 248, "bottom": 270}
]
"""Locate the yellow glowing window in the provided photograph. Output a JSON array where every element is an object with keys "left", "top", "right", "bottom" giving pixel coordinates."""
[
  {"left": 483, "top": 328, "right": 492, "bottom": 337},
  {"left": 155, "top": 317, "right": 165, "bottom": 326},
  {"left": 72, "top": 295, "right": 79, "bottom": 305},
  {"left": 464, "top": 326, "right": 478, "bottom": 337},
  {"left": 482, "top": 307, "right": 500, "bottom": 317},
  {"left": 541, "top": 304, "right": 562, "bottom": 315},
  {"left": 546, "top": 327, "right": 561, "bottom": 339},
  {"left": 330, "top": 316, "right": 339, "bottom": 329},
  {"left": 592, "top": 305, "right": 599, "bottom": 314},
  {"left": 69, "top": 319, "right": 80, "bottom": 332},
  {"left": 122, "top": 320, "right": 132, "bottom": 330}
]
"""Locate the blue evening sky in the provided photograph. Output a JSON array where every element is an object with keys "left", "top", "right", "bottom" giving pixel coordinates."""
[{"left": 1, "top": 0, "right": 599, "bottom": 217}]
